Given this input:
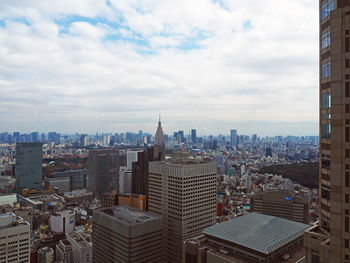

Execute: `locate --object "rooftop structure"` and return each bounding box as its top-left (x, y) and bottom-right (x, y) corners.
top-left (203, 213), bottom-right (309, 256)
top-left (92, 206), bottom-right (162, 263)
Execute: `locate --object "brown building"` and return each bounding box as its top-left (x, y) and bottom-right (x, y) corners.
top-left (250, 190), bottom-right (310, 224)
top-left (92, 206), bottom-right (162, 263)
top-left (101, 191), bottom-right (146, 211)
top-left (304, 1), bottom-right (350, 262)
top-left (148, 160), bottom-right (217, 263)
top-left (87, 149), bottom-right (119, 198)
top-left (131, 147), bottom-right (163, 210)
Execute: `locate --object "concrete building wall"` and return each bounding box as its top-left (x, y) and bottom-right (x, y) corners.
top-left (0, 214), bottom-right (30, 263)
top-left (92, 207), bottom-right (162, 263)
top-left (148, 161), bottom-right (217, 263)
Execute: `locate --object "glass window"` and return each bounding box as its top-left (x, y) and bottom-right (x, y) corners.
top-left (322, 61), bottom-right (331, 79)
top-left (321, 93), bottom-right (331, 108)
top-left (321, 0), bottom-right (335, 21)
top-left (321, 30), bottom-right (331, 49)
top-left (322, 123), bottom-right (331, 139)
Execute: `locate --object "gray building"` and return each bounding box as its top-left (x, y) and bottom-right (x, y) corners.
top-left (44, 177), bottom-right (70, 194)
top-left (53, 169), bottom-right (88, 191)
top-left (16, 142), bottom-right (43, 192)
top-left (92, 206), bottom-right (162, 263)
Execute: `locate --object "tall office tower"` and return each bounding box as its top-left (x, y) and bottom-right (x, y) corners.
top-left (87, 149), bottom-right (119, 198)
top-left (66, 231), bottom-right (92, 263)
top-left (0, 213), bottom-right (31, 263)
top-left (154, 115), bottom-right (166, 160)
top-left (148, 160), bottom-right (217, 262)
top-left (191, 129), bottom-right (197, 143)
top-left (92, 206), bottom-right (162, 263)
top-left (230, 129), bottom-right (237, 146)
top-left (16, 142), bottom-right (43, 192)
top-left (80, 134), bottom-right (89, 147)
top-left (304, 1), bottom-right (350, 262)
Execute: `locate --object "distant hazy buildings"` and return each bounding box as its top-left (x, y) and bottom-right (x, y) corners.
top-left (191, 129), bottom-right (197, 143)
top-left (15, 142), bottom-right (43, 192)
top-left (148, 160), bottom-right (217, 262)
top-left (250, 190), bottom-right (310, 224)
top-left (92, 206), bottom-right (162, 263)
top-left (230, 129), bottom-right (237, 146)
top-left (154, 116), bottom-right (166, 160)
top-left (88, 149), bottom-right (119, 198)
top-left (0, 213), bottom-right (31, 263)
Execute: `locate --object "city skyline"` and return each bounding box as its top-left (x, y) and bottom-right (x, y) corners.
top-left (0, 1), bottom-right (318, 135)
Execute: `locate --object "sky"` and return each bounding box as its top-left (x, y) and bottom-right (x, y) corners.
top-left (0, 0), bottom-right (319, 136)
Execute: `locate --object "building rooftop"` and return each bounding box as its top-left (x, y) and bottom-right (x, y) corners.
top-left (67, 231), bottom-right (91, 248)
top-left (101, 205), bottom-right (159, 225)
top-left (203, 212), bottom-right (310, 255)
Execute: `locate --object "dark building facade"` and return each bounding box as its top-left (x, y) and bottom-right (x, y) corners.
top-left (88, 149), bottom-right (119, 198)
top-left (131, 147), bottom-right (163, 210)
top-left (16, 142), bottom-right (43, 192)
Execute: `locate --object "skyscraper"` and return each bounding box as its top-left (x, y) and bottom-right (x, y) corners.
top-left (191, 129), bottom-right (197, 143)
top-left (148, 160), bottom-right (217, 262)
top-left (304, 1), bottom-right (350, 262)
top-left (230, 129), bottom-right (237, 146)
top-left (154, 115), bottom-right (166, 161)
top-left (87, 149), bottom-right (119, 198)
top-left (15, 142), bottom-right (43, 192)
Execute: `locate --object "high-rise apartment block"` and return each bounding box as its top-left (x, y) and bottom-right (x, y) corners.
top-left (92, 206), bottom-right (162, 263)
top-left (15, 142), bottom-right (43, 192)
top-left (0, 213), bottom-right (31, 263)
top-left (230, 129), bottom-right (237, 146)
top-left (304, 1), bottom-right (350, 262)
top-left (148, 160), bottom-right (217, 262)
top-left (88, 149), bottom-right (119, 198)
top-left (66, 231), bottom-right (92, 263)
top-left (250, 190), bottom-right (310, 224)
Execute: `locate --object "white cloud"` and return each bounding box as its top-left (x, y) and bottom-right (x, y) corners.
top-left (0, 0), bottom-right (318, 135)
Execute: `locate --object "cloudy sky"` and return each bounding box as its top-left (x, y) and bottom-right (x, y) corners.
top-left (0, 0), bottom-right (318, 136)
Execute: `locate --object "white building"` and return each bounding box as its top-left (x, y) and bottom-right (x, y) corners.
top-left (126, 151), bottom-right (139, 170)
top-left (119, 167), bottom-right (132, 194)
top-left (66, 231), bottom-right (92, 263)
top-left (38, 247), bottom-right (54, 263)
top-left (49, 210), bottom-right (75, 233)
top-left (0, 213), bottom-right (30, 263)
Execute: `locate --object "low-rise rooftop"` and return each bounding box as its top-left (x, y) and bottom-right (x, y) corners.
top-left (203, 212), bottom-right (310, 255)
